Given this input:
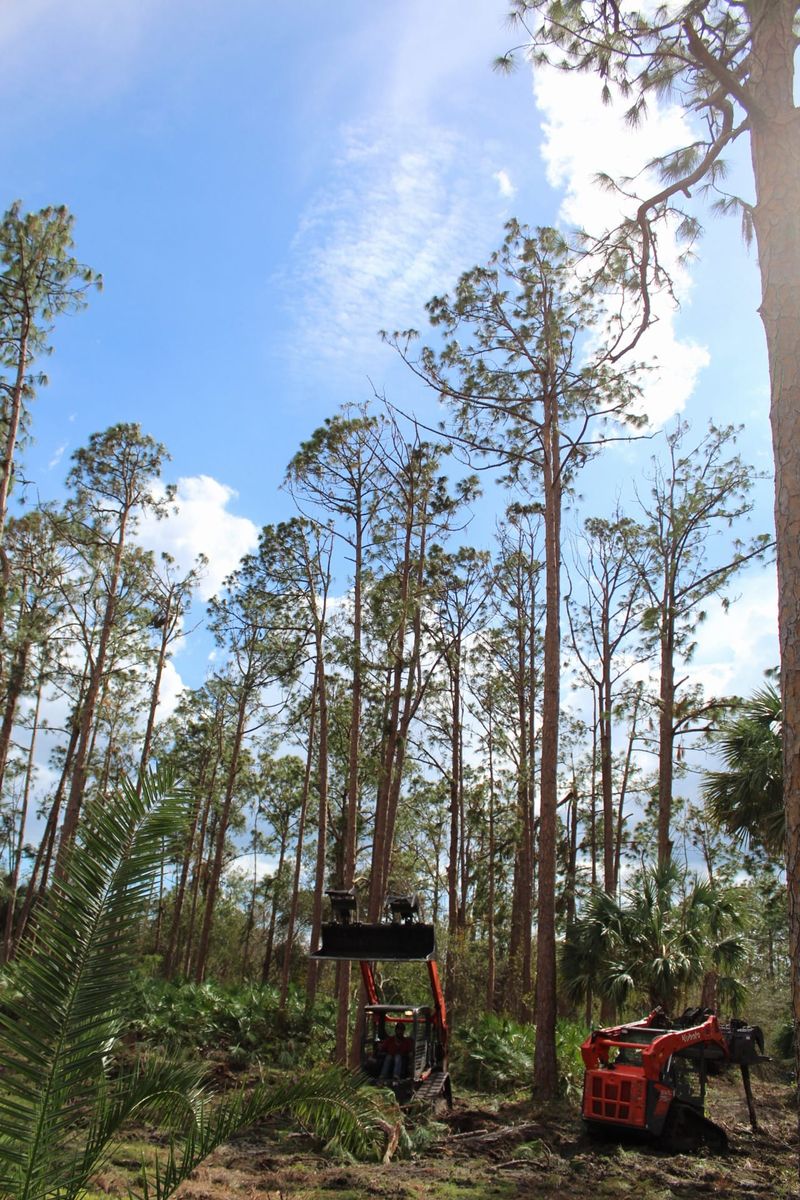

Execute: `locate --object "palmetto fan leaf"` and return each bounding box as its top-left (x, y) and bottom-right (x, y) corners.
top-left (703, 685), bottom-right (784, 856)
top-left (562, 861), bottom-right (748, 1012)
top-left (0, 768), bottom-right (191, 1199)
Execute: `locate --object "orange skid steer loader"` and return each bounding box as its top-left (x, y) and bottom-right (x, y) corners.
top-left (581, 1007), bottom-right (767, 1151)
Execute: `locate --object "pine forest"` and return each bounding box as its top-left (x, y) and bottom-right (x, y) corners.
top-left (0, 5), bottom-right (799, 1199)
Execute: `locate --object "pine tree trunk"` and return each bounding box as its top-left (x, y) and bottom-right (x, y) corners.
top-left (261, 825), bottom-right (288, 986)
top-left (183, 783), bottom-right (215, 979)
top-left (194, 692), bottom-right (249, 982)
top-left (55, 518), bottom-right (128, 876)
top-left (138, 609), bottom-right (172, 789)
top-left (445, 654), bottom-right (460, 1013)
top-left (162, 786), bottom-right (204, 979)
top-left (614, 688), bottom-right (641, 893)
top-left (306, 649), bottom-right (329, 1005)
top-left (745, 0), bottom-right (800, 1132)
top-left (600, 624), bottom-right (614, 892)
top-left (508, 600), bottom-right (530, 1015)
top-left (533, 374), bottom-right (562, 1099)
top-left (1, 668), bottom-right (42, 962)
top-left (336, 503), bottom-right (364, 1063)
top-left (657, 606), bottom-right (676, 865)
top-left (281, 682), bottom-right (316, 1010)
top-left (486, 698), bottom-right (497, 1012)
top-left (0, 323), bottom-right (30, 540)
top-left (0, 638), bottom-right (30, 800)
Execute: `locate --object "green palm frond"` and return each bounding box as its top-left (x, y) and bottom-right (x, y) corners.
top-left (134, 1066), bottom-right (396, 1199)
top-left (563, 860), bottom-right (748, 1013)
top-left (0, 767), bottom-right (191, 1199)
top-left (703, 685), bottom-right (783, 856)
top-left (78, 1057), bottom-right (208, 1190)
top-left (0, 769), bottom-right (396, 1200)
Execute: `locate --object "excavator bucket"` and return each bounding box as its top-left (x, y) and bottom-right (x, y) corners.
top-left (311, 920), bottom-right (436, 961)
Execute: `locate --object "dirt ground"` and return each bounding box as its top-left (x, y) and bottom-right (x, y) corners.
top-left (91, 1071), bottom-right (800, 1200)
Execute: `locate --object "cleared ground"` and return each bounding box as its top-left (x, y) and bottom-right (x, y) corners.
top-left (87, 1072), bottom-right (798, 1200)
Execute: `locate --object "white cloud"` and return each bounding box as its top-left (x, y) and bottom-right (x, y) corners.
top-left (494, 169), bottom-right (516, 199)
top-left (283, 122), bottom-right (506, 370)
top-left (137, 475), bottom-right (259, 600)
top-left (533, 66), bottom-right (710, 425)
top-left (685, 567), bottom-right (779, 698)
top-left (48, 442), bottom-right (68, 470)
top-left (155, 658), bottom-right (187, 722)
top-left (226, 853), bottom-right (279, 883)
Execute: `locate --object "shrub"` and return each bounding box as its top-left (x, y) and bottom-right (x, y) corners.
top-left (452, 1014), bottom-right (588, 1097)
top-left (127, 977), bottom-right (336, 1067)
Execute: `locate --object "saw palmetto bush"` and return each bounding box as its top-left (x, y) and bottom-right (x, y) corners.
top-left (127, 978), bottom-right (336, 1067)
top-left (454, 1014), bottom-right (536, 1093)
top-left (0, 770), bottom-right (394, 1200)
top-left (453, 1014), bottom-right (586, 1097)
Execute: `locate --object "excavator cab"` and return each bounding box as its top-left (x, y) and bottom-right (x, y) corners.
top-left (311, 889), bottom-right (452, 1109)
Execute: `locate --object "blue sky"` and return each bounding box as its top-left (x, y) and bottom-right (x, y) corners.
top-left (1, 0), bottom-right (777, 713)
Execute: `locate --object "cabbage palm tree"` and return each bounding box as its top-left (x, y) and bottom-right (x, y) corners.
top-left (562, 862), bottom-right (746, 1014)
top-left (703, 685), bottom-right (784, 858)
top-left (0, 769), bottom-right (393, 1200)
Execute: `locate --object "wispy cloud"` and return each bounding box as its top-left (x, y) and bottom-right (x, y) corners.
top-left (282, 120), bottom-right (510, 371)
top-left (493, 169), bottom-right (517, 200)
top-left (533, 66), bottom-right (710, 425)
top-left (48, 442), bottom-right (67, 470)
top-left (0, 0), bottom-right (162, 107)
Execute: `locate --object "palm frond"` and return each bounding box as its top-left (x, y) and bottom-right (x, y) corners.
top-left (0, 767), bottom-right (190, 1199)
top-left (133, 1068), bottom-right (398, 1200)
top-left (77, 1057), bottom-right (208, 1191)
top-left (703, 685), bottom-right (783, 856)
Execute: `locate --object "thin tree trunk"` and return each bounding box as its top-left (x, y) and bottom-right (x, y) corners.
top-left (261, 824), bottom-right (288, 986)
top-left (306, 651), bottom-right (329, 1005)
top-left (0, 638), bottom-right (30, 799)
top-left (183, 786), bottom-right (215, 978)
top-left (445, 654), bottom-right (461, 1013)
top-left (613, 687), bottom-right (642, 893)
top-left (486, 695), bottom-right (496, 1013)
top-left (1, 668), bottom-right (42, 962)
top-left (590, 689), bottom-right (598, 889)
top-left (533, 369), bottom-right (562, 1099)
top-left (600, 618), bottom-right (614, 892)
top-left (336, 503), bottom-right (363, 1063)
top-left (657, 606), bottom-right (676, 865)
top-left (194, 691), bottom-right (249, 982)
top-left (163, 782), bottom-right (206, 979)
top-left (508, 583), bottom-right (530, 1015)
top-left (0, 323), bottom-right (30, 539)
top-left (138, 608), bottom-right (172, 789)
top-left (56, 516), bottom-right (129, 876)
top-left (281, 683), bottom-right (317, 1010)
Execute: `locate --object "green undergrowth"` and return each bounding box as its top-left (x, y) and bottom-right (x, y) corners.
top-left (126, 976), bottom-right (337, 1067)
top-left (451, 1013), bottom-right (587, 1097)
